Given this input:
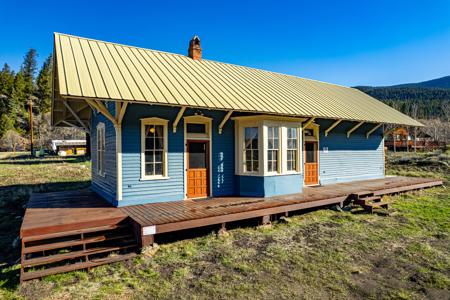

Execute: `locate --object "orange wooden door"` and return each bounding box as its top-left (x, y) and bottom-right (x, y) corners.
top-left (304, 141), bottom-right (318, 185)
top-left (187, 141), bottom-right (209, 198)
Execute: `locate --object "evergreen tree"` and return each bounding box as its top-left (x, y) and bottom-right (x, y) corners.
top-left (0, 64), bottom-right (17, 136)
top-left (20, 49), bottom-right (38, 96)
top-left (35, 54), bottom-right (53, 113)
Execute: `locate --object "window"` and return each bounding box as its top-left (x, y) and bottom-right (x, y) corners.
top-left (244, 127), bottom-right (259, 173)
top-left (287, 127), bottom-right (298, 171)
top-left (186, 123), bottom-right (206, 134)
top-left (267, 126), bottom-right (279, 172)
top-left (97, 123), bottom-right (105, 176)
top-left (141, 118), bottom-right (168, 179)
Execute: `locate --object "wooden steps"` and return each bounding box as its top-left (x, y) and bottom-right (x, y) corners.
top-left (21, 252), bottom-right (137, 281)
top-left (351, 192), bottom-right (389, 213)
top-left (21, 220), bottom-right (137, 282)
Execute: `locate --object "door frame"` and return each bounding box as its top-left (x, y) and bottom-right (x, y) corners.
top-left (183, 115), bottom-right (212, 199)
top-left (303, 123), bottom-right (320, 186)
top-left (186, 139), bottom-right (210, 199)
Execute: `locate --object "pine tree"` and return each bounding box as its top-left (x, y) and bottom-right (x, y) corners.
top-left (20, 49), bottom-right (38, 96)
top-left (0, 64), bottom-right (17, 136)
top-left (35, 54), bottom-right (53, 113)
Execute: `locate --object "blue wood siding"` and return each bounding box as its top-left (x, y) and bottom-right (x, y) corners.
top-left (316, 120), bottom-right (384, 185)
top-left (119, 105), bottom-right (235, 206)
top-left (237, 174), bottom-right (303, 197)
top-left (90, 102), bottom-right (116, 203)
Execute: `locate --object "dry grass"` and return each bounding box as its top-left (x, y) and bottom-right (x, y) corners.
top-left (0, 151), bottom-right (448, 300)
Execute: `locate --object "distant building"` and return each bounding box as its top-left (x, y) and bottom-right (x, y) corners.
top-left (385, 127), bottom-right (446, 151)
top-left (51, 140), bottom-right (86, 156)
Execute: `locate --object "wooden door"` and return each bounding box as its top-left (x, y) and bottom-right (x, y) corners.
top-left (304, 141), bottom-right (318, 185)
top-left (187, 141), bottom-right (209, 198)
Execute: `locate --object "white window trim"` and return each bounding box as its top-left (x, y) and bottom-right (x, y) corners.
top-left (96, 122), bottom-right (106, 177)
top-left (140, 117), bottom-right (169, 181)
top-left (284, 126), bottom-right (302, 174)
top-left (235, 118), bottom-right (302, 176)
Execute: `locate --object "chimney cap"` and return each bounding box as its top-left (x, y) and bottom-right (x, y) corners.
top-left (188, 35), bottom-right (202, 60)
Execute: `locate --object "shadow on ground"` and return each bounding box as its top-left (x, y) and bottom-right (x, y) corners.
top-left (0, 156), bottom-right (89, 165)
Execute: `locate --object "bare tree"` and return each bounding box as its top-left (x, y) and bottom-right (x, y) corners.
top-left (1, 129), bottom-right (26, 152)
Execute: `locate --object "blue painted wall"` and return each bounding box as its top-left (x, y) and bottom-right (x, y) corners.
top-left (90, 102), bottom-right (116, 203)
top-left (237, 174), bottom-right (303, 197)
top-left (316, 119), bottom-right (384, 185)
top-left (118, 105), bottom-right (235, 206)
top-left (89, 102), bottom-right (385, 206)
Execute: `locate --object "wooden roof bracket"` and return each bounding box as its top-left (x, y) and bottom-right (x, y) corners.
top-left (302, 117), bottom-right (316, 129)
top-left (62, 100), bottom-right (90, 132)
top-left (347, 121), bottom-right (364, 138)
top-left (116, 101), bottom-right (128, 125)
top-left (86, 99), bottom-right (117, 126)
top-left (218, 111), bottom-right (233, 134)
top-left (173, 107), bottom-right (186, 133)
top-left (324, 119), bottom-right (342, 137)
top-left (366, 123), bottom-right (383, 139)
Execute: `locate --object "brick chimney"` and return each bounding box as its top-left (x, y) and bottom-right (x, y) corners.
top-left (188, 36), bottom-right (202, 60)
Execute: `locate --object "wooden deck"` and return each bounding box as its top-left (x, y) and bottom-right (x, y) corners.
top-left (21, 189), bottom-right (128, 239)
top-left (19, 176), bottom-right (442, 281)
top-left (119, 176), bottom-right (443, 245)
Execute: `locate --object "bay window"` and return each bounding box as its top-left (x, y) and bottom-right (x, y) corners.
top-left (235, 116), bottom-right (303, 176)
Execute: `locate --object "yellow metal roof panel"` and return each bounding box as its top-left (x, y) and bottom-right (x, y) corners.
top-left (53, 33), bottom-right (422, 126)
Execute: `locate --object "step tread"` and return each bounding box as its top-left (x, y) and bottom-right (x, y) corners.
top-left (24, 236), bottom-right (106, 254)
top-left (24, 233), bottom-right (134, 254)
top-left (23, 224), bottom-right (128, 242)
top-left (21, 252), bottom-right (137, 281)
top-left (23, 244), bottom-right (137, 267)
top-left (365, 201), bottom-right (389, 207)
top-left (352, 190), bottom-right (374, 197)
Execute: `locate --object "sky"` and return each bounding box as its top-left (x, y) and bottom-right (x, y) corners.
top-left (1, 0), bottom-right (449, 87)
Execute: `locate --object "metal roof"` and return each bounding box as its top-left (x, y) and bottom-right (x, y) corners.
top-left (53, 33), bottom-right (422, 126)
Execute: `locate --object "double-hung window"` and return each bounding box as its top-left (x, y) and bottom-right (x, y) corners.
top-left (97, 123), bottom-right (105, 176)
top-left (267, 126), bottom-right (279, 173)
top-left (141, 118), bottom-right (168, 179)
top-left (244, 127), bottom-right (259, 173)
top-left (287, 127), bottom-right (298, 172)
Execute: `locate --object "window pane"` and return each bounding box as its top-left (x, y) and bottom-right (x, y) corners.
top-left (155, 125), bottom-right (163, 138)
top-left (189, 142), bottom-right (207, 169)
top-left (268, 150), bottom-right (272, 161)
top-left (154, 150), bottom-right (163, 163)
top-left (245, 150), bottom-right (251, 162)
top-left (245, 160), bottom-right (252, 172)
top-left (305, 142), bottom-right (317, 163)
top-left (253, 150), bottom-right (259, 160)
top-left (145, 137), bottom-right (154, 150)
top-left (154, 138), bottom-right (163, 150)
top-left (145, 163), bottom-right (154, 175)
top-left (145, 151), bottom-right (154, 163)
top-left (154, 163), bottom-right (163, 175)
top-left (253, 160), bottom-right (259, 172)
top-left (187, 123), bottom-right (206, 133)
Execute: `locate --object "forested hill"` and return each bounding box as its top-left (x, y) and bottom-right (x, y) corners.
top-left (390, 75), bottom-right (450, 89)
top-left (355, 79), bottom-right (450, 120)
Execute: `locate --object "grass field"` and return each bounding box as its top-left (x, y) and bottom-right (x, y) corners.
top-left (0, 151), bottom-right (449, 299)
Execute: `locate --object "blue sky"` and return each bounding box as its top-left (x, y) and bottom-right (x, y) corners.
top-left (1, 0), bottom-right (449, 86)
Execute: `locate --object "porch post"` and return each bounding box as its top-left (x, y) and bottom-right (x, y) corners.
top-left (115, 124), bottom-right (123, 202)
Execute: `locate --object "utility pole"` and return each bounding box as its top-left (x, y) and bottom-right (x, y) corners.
top-left (29, 99), bottom-right (33, 155)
